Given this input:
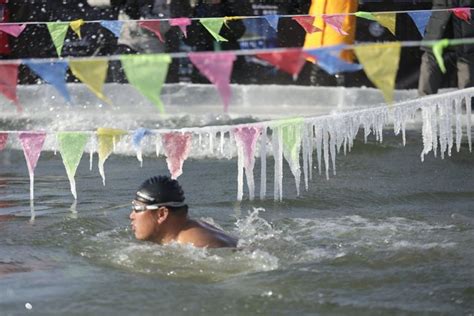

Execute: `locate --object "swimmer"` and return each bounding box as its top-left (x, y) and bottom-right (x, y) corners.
top-left (129, 175), bottom-right (237, 248)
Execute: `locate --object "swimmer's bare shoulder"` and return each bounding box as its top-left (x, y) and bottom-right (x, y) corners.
top-left (178, 220), bottom-right (238, 248)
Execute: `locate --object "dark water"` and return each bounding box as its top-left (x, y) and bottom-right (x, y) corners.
top-left (0, 131), bottom-right (473, 315)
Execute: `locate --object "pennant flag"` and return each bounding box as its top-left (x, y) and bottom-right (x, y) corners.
top-left (132, 128), bottom-right (152, 165)
top-left (408, 11), bottom-right (432, 37)
top-left (0, 133), bottom-right (8, 151)
top-left (354, 42), bottom-right (401, 103)
top-left (69, 59), bottom-right (111, 104)
top-left (234, 126), bottom-right (262, 200)
top-left (199, 18), bottom-right (228, 42)
top-left (306, 46), bottom-right (363, 75)
top-left (24, 61), bottom-right (71, 103)
top-left (100, 20), bottom-right (124, 38)
top-left (47, 22), bottom-right (69, 56)
top-left (292, 16), bottom-right (321, 34)
top-left (162, 132), bottom-right (192, 179)
top-left (323, 15), bottom-right (348, 36)
top-left (170, 18), bottom-right (191, 38)
top-left (189, 52), bottom-right (236, 112)
top-left (256, 50), bottom-right (307, 77)
top-left (355, 11), bottom-right (377, 21)
top-left (97, 128), bottom-right (126, 185)
top-left (70, 19), bottom-right (85, 39)
top-left (19, 132), bottom-right (47, 200)
top-left (373, 13), bottom-right (397, 35)
top-left (138, 20), bottom-right (165, 43)
top-left (58, 132), bottom-right (89, 199)
top-left (433, 39), bottom-right (450, 74)
top-left (452, 7), bottom-right (471, 22)
top-left (0, 24), bottom-right (26, 37)
top-left (0, 63), bottom-right (20, 110)
top-left (264, 14), bottom-right (280, 32)
top-left (121, 54), bottom-right (171, 113)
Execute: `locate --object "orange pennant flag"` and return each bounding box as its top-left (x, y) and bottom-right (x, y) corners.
top-left (69, 59), bottom-right (111, 104)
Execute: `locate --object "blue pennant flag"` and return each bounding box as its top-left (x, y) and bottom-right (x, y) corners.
top-left (264, 14), bottom-right (280, 32)
top-left (306, 45), bottom-right (363, 75)
top-left (24, 60), bottom-right (71, 103)
top-left (133, 128), bottom-right (152, 148)
top-left (100, 20), bottom-right (124, 38)
top-left (408, 11), bottom-right (431, 37)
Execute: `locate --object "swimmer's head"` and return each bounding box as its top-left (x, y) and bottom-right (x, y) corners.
top-left (134, 175), bottom-right (187, 212)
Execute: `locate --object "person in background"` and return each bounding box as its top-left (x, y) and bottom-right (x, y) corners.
top-left (130, 175), bottom-right (237, 248)
top-left (418, 0), bottom-right (474, 96)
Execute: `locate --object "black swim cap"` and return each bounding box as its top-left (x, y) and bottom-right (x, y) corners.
top-left (135, 175), bottom-right (186, 207)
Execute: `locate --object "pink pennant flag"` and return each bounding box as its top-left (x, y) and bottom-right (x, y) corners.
top-left (323, 15), bottom-right (348, 35)
top-left (170, 18), bottom-right (191, 38)
top-left (189, 52), bottom-right (236, 112)
top-left (292, 16), bottom-right (321, 34)
top-left (256, 50), bottom-right (307, 77)
top-left (19, 132), bottom-right (47, 200)
top-left (0, 63), bottom-right (21, 111)
top-left (234, 126), bottom-right (262, 170)
top-left (138, 20), bottom-right (165, 43)
top-left (162, 132), bottom-right (192, 179)
top-left (0, 24), bottom-right (26, 37)
top-left (0, 133), bottom-right (8, 151)
top-left (452, 7), bottom-right (471, 22)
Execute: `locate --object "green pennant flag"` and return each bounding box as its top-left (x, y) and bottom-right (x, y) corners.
top-left (199, 18), bottom-right (228, 42)
top-left (47, 22), bottom-right (70, 56)
top-left (432, 39), bottom-right (450, 74)
top-left (355, 11), bottom-right (377, 21)
top-left (58, 132), bottom-right (89, 199)
top-left (120, 54), bottom-right (171, 113)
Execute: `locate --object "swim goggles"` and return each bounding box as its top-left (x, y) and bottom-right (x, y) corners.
top-left (132, 201), bottom-right (187, 213)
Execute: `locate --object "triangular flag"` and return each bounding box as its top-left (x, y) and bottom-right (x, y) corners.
top-left (292, 16), bottom-right (321, 34)
top-left (452, 7), bottom-right (471, 22)
top-left (170, 18), bottom-right (191, 38)
top-left (58, 132), bottom-right (89, 199)
top-left (24, 61), bottom-right (71, 103)
top-left (354, 42), bottom-right (401, 103)
top-left (69, 59), bottom-right (111, 104)
top-left (355, 11), bottom-right (377, 21)
top-left (408, 11), bottom-right (432, 37)
top-left (306, 46), bottom-right (363, 75)
top-left (19, 132), bottom-right (47, 200)
top-left (199, 18), bottom-right (228, 42)
top-left (323, 15), bottom-right (348, 36)
top-left (121, 54), bottom-right (171, 113)
top-left (132, 128), bottom-right (152, 165)
top-left (264, 14), bottom-right (280, 32)
top-left (433, 39), bottom-right (450, 74)
top-left (0, 24), bottom-right (26, 37)
top-left (47, 22), bottom-right (69, 56)
top-left (96, 128), bottom-right (127, 185)
top-left (138, 20), bottom-right (165, 43)
top-left (256, 50), bottom-right (307, 77)
top-left (0, 133), bottom-right (8, 151)
top-left (162, 132), bottom-right (192, 179)
top-left (0, 63), bottom-right (20, 110)
top-left (100, 20), bottom-right (124, 38)
top-left (189, 52), bottom-right (236, 112)
top-left (70, 19), bottom-right (85, 39)
top-left (373, 13), bottom-right (397, 36)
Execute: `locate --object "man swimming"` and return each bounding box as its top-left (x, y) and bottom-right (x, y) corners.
top-left (129, 175), bottom-right (237, 248)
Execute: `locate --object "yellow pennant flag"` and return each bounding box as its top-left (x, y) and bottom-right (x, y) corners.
top-left (96, 128), bottom-right (127, 185)
top-left (354, 42), bottom-right (401, 104)
top-left (69, 59), bottom-right (111, 104)
top-left (373, 13), bottom-right (396, 36)
top-left (70, 19), bottom-right (85, 38)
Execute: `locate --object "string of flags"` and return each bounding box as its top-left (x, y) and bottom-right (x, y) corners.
top-left (0, 88), bottom-right (472, 202)
top-left (0, 37), bottom-right (473, 113)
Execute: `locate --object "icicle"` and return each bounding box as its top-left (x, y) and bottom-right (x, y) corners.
top-left (455, 98), bottom-right (463, 152)
top-left (220, 131), bottom-right (225, 154)
top-left (89, 136), bottom-right (96, 171)
top-left (438, 103), bottom-right (448, 159)
top-left (272, 127), bottom-right (283, 201)
top-left (401, 121), bottom-right (407, 147)
top-left (54, 134), bottom-right (58, 155)
top-left (281, 122), bottom-right (303, 196)
top-left (236, 143), bottom-right (244, 201)
top-left (209, 132), bottom-right (214, 154)
top-left (302, 124), bottom-right (310, 191)
top-left (260, 128), bottom-right (267, 200)
top-left (447, 100), bottom-right (454, 157)
top-left (421, 106), bottom-right (433, 161)
top-left (156, 134), bottom-right (162, 157)
top-left (308, 124), bottom-right (314, 181)
top-left (314, 125), bottom-right (322, 176)
top-left (466, 95), bottom-right (472, 152)
top-left (328, 122), bottom-right (337, 176)
top-left (322, 124), bottom-right (330, 180)
top-left (234, 126), bottom-right (261, 200)
top-left (198, 133), bottom-right (202, 148)
top-left (431, 105), bottom-right (438, 158)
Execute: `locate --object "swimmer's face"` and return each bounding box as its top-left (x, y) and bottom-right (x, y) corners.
top-left (129, 201), bottom-right (158, 241)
